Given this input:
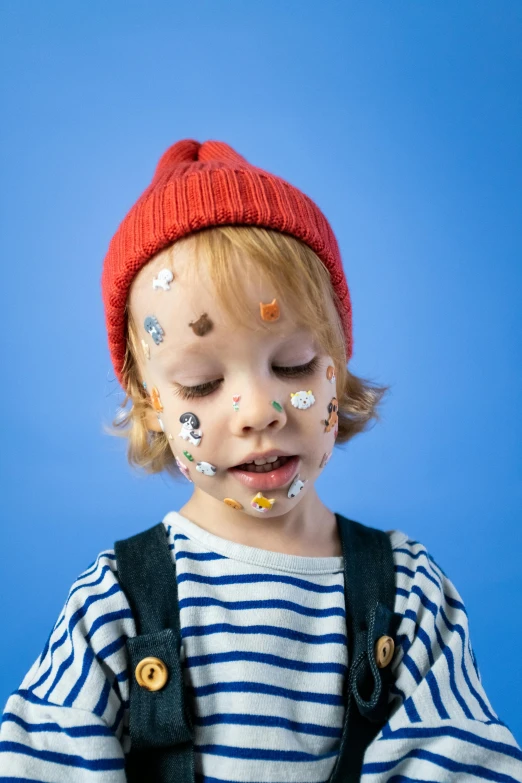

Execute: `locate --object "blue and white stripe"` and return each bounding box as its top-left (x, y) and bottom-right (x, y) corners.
top-left (0, 511), bottom-right (521, 782)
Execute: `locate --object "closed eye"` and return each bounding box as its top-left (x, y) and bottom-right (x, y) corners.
top-left (172, 356), bottom-right (320, 401)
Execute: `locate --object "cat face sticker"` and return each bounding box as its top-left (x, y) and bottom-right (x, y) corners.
top-left (259, 299), bottom-right (280, 322)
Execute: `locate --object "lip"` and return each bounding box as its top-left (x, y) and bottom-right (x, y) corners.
top-left (231, 449), bottom-right (294, 468)
top-left (228, 455), bottom-right (300, 491)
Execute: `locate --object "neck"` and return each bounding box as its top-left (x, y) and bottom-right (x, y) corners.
top-left (178, 487), bottom-right (341, 557)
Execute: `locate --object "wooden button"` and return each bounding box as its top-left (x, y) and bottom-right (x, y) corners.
top-left (135, 657), bottom-right (169, 691)
top-left (374, 636), bottom-right (395, 669)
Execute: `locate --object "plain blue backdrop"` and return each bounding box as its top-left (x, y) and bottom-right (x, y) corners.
top-left (1, 0), bottom-right (521, 741)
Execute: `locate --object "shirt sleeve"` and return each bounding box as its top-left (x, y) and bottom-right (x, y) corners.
top-left (0, 549), bottom-right (136, 782)
top-left (361, 533), bottom-right (522, 782)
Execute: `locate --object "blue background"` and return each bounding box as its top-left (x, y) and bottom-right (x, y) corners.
top-left (1, 1), bottom-right (521, 740)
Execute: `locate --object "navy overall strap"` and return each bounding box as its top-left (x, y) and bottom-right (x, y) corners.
top-left (115, 523), bottom-right (194, 783)
top-left (329, 513), bottom-right (399, 782)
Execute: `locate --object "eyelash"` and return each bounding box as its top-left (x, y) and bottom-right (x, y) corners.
top-left (173, 357), bottom-right (321, 400)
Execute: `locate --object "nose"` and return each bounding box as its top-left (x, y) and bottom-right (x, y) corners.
top-left (229, 381), bottom-right (288, 434)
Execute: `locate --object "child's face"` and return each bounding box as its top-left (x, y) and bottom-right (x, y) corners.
top-left (129, 241), bottom-right (338, 518)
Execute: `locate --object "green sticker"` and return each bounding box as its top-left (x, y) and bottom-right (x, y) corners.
top-left (183, 450), bottom-right (194, 462)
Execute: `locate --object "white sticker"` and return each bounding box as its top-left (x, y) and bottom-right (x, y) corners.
top-left (290, 390), bottom-right (316, 410)
top-left (152, 269), bottom-right (174, 291)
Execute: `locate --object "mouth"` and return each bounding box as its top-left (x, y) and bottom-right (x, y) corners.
top-left (228, 455), bottom-right (300, 490)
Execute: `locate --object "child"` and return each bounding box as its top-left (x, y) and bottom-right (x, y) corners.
top-left (1, 139), bottom-right (521, 782)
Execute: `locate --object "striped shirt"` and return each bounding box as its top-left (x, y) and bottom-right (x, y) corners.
top-left (1, 510), bottom-right (521, 782)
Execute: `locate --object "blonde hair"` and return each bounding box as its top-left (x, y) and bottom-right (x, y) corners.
top-left (107, 225), bottom-right (391, 478)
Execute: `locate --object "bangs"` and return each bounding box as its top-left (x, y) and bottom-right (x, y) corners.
top-left (159, 225), bottom-right (347, 362)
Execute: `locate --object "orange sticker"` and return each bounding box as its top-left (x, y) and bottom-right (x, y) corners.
top-left (259, 299), bottom-right (280, 322)
top-left (151, 386), bottom-right (164, 413)
top-left (224, 498), bottom-right (243, 510)
top-left (324, 397), bottom-right (338, 432)
top-left (251, 492), bottom-right (275, 512)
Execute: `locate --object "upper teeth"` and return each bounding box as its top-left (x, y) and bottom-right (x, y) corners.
top-left (249, 456), bottom-right (280, 465)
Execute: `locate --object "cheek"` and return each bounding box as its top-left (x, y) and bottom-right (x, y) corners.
top-left (292, 379), bottom-right (337, 435)
top-left (164, 401), bottom-right (220, 455)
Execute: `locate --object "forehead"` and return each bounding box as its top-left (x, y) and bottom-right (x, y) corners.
top-left (132, 241), bottom-right (270, 311)
top-left (128, 239), bottom-right (314, 360)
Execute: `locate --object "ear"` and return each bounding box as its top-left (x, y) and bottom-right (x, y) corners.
top-left (143, 407), bottom-right (164, 433)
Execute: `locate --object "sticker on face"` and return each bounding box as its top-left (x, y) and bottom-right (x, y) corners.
top-left (157, 416), bottom-right (165, 432)
top-left (175, 456), bottom-right (193, 482)
top-left (152, 268), bottom-right (174, 291)
top-left (178, 412), bottom-right (203, 447)
top-left (144, 315), bottom-right (164, 345)
top-left (189, 313), bottom-right (213, 337)
top-left (290, 390), bottom-right (316, 410)
top-left (260, 299), bottom-right (280, 322)
top-left (196, 461), bottom-right (217, 477)
top-left (232, 395), bottom-right (241, 412)
top-left (324, 397), bottom-right (338, 432)
top-left (251, 492), bottom-right (276, 512)
top-left (271, 400), bottom-right (283, 413)
top-left (224, 498), bottom-right (243, 510)
top-left (326, 365), bottom-right (336, 384)
top-left (151, 386), bottom-right (163, 413)
top-left (319, 451), bottom-right (332, 469)
top-left (183, 450), bottom-right (194, 462)
top-left (287, 475), bottom-right (307, 498)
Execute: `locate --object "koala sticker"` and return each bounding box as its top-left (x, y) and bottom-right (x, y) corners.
top-left (290, 390), bottom-right (316, 410)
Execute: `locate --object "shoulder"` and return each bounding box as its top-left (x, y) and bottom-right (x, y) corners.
top-left (386, 531), bottom-right (465, 625)
top-left (384, 531), bottom-right (497, 721)
top-left (61, 547), bottom-right (133, 633)
top-left (20, 545), bottom-right (137, 710)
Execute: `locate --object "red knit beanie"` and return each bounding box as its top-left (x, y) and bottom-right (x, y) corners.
top-left (101, 139), bottom-right (353, 388)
